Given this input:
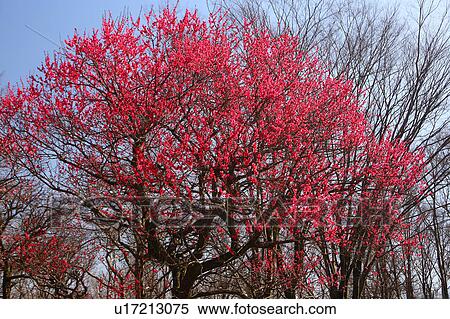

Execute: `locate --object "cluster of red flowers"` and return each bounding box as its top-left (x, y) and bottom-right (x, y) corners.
top-left (0, 7), bottom-right (424, 297)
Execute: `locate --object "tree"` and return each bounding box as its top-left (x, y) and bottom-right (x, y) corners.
top-left (1, 7), bottom-right (423, 298)
top-left (1, 81), bottom-right (93, 299)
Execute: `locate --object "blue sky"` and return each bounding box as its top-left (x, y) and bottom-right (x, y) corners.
top-left (0, 0), bottom-right (209, 86)
top-left (0, 0), bottom-right (422, 87)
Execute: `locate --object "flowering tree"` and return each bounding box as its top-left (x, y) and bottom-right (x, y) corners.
top-left (1, 100), bottom-right (93, 299)
top-left (0, 7), bottom-right (423, 298)
top-left (0, 171), bottom-right (93, 298)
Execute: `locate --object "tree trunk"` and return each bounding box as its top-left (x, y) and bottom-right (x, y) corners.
top-left (352, 259), bottom-right (362, 298)
top-left (330, 286), bottom-right (345, 299)
top-left (171, 263), bottom-right (201, 299)
top-left (134, 256), bottom-right (144, 298)
top-left (2, 262), bottom-right (12, 299)
top-left (405, 255), bottom-right (415, 299)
